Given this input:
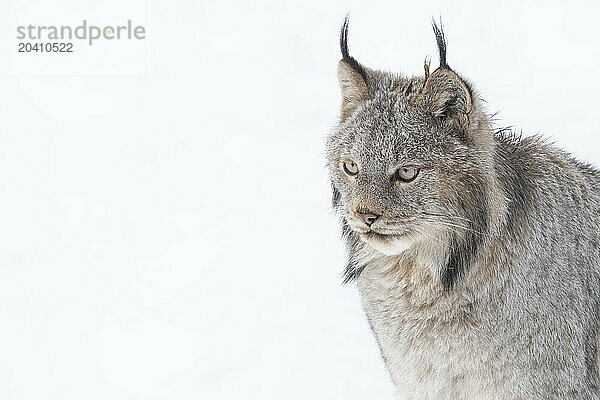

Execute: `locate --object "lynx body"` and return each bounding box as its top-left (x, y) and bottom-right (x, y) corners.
top-left (327, 19), bottom-right (600, 399)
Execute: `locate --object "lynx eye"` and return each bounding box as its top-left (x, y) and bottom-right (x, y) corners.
top-left (393, 167), bottom-right (419, 183)
top-left (342, 161), bottom-right (359, 176)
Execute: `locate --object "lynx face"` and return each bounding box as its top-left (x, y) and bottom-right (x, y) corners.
top-left (329, 89), bottom-right (482, 256)
top-left (328, 18), bottom-right (493, 287)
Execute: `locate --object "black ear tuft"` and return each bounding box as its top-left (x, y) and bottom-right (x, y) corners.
top-left (431, 18), bottom-right (449, 70)
top-left (340, 15), bottom-right (368, 82)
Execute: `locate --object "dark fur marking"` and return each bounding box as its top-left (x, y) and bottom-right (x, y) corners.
top-left (340, 16), bottom-right (368, 83)
top-left (332, 185), bottom-right (341, 208)
top-left (438, 94), bottom-right (459, 119)
top-left (431, 18), bottom-right (449, 70)
top-left (442, 176), bottom-right (490, 290)
top-left (404, 81), bottom-right (414, 97)
top-left (341, 221), bottom-right (368, 283)
top-left (443, 228), bottom-right (480, 290)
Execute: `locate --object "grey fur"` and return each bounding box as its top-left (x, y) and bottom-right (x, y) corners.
top-left (328, 18), bottom-right (600, 399)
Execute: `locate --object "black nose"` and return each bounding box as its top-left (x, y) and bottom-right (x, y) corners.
top-left (356, 209), bottom-right (380, 227)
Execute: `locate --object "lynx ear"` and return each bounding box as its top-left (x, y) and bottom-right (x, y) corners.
top-left (338, 60), bottom-right (369, 121)
top-left (338, 17), bottom-right (370, 121)
top-left (422, 69), bottom-right (472, 119)
top-left (421, 20), bottom-right (472, 122)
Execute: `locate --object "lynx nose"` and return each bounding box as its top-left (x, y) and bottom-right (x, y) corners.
top-left (356, 209), bottom-right (380, 227)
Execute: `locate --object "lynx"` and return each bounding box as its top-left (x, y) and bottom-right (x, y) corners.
top-left (327, 18), bottom-right (600, 399)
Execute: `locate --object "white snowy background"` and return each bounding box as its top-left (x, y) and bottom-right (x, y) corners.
top-left (1, 0), bottom-right (600, 399)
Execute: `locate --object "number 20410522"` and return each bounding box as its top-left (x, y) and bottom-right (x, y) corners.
top-left (18, 42), bottom-right (73, 52)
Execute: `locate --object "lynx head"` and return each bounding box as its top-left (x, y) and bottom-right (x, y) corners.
top-left (327, 18), bottom-right (499, 289)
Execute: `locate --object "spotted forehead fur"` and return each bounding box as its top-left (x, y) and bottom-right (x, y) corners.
top-left (339, 88), bottom-right (467, 169)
